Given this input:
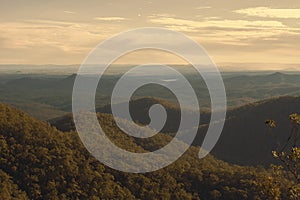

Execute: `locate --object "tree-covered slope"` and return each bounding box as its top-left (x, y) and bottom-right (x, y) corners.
top-left (52, 96), bottom-right (300, 167)
top-left (194, 96), bottom-right (300, 166)
top-left (0, 103), bottom-right (294, 199)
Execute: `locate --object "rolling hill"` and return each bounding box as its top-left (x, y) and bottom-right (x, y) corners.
top-left (2, 72), bottom-right (300, 121)
top-left (195, 96), bottom-right (300, 166)
top-left (51, 96), bottom-right (300, 167)
top-left (0, 103), bottom-right (294, 199)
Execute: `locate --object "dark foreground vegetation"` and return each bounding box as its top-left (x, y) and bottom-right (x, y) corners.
top-left (0, 103), bottom-right (298, 199)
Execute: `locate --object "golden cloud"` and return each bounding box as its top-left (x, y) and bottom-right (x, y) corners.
top-left (234, 7), bottom-right (300, 19)
top-left (94, 17), bottom-right (129, 21)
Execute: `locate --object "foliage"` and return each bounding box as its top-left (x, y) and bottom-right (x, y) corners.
top-left (266, 113), bottom-right (300, 199)
top-left (0, 169), bottom-right (28, 200)
top-left (0, 103), bottom-right (296, 199)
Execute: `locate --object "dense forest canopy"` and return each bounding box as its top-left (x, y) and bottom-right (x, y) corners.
top-left (0, 103), bottom-right (297, 199)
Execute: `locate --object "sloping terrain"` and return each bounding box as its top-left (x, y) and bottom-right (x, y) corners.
top-left (52, 96), bottom-right (300, 167)
top-left (2, 72), bottom-right (300, 120)
top-left (0, 103), bottom-right (293, 199)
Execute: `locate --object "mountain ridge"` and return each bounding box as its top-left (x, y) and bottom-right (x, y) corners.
top-left (1, 103), bottom-right (294, 199)
top-left (50, 95), bottom-right (300, 167)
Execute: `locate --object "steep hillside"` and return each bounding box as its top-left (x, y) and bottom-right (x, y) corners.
top-left (194, 96), bottom-right (300, 166)
top-left (0, 169), bottom-right (28, 200)
top-left (96, 96), bottom-right (300, 166)
top-left (0, 104), bottom-right (135, 199)
top-left (52, 96), bottom-right (300, 167)
top-left (0, 103), bottom-right (293, 199)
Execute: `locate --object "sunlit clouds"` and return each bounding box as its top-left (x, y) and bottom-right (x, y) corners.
top-left (94, 17), bottom-right (129, 21)
top-left (0, 0), bottom-right (300, 69)
top-left (234, 7), bottom-right (300, 19)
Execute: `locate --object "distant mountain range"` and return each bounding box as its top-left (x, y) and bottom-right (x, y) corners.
top-left (2, 72), bottom-right (300, 119)
top-left (2, 71), bottom-right (300, 167)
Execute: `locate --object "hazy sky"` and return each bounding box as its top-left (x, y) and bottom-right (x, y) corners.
top-left (1, 0), bottom-right (300, 70)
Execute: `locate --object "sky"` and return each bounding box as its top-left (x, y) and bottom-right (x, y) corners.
top-left (1, 0), bottom-right (300, 70)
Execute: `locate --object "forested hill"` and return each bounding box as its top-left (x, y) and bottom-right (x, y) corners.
top-left (0, 103), bottom-right (294, 199)
top-left (3, 72), bottom-right (300, 121)
top-left (52, 96), bottom-right (300, 167)
top-left (95, 96), bottom-right (300, 166)
top-left (195, 96), bottom-right (300, 166)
